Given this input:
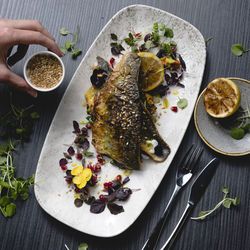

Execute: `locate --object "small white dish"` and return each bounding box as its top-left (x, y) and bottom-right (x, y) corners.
top-left (194, 77), bottom-right (250, 156)
top-left (24, 51), bottom-right (65, 92)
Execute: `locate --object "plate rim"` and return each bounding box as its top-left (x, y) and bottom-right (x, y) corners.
top-left (34, 4), bottom-right (207, 237)
top-left (194, 77), bottom-right (250, 156)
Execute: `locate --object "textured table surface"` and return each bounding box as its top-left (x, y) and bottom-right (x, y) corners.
top-left (0, 0), bottom-right (250, 250)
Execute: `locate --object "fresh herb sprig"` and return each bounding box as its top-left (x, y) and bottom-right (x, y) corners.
top-left (0, 141), bottom-right (34, 217)
top-left (191, 186), bottom-right (239, 221)
top-left (231, 44), bottom-right (250, 56)
top-left (59, 25), bottom-right (82, 58)
top-left (0, 93), bottom-right (40, 145)
top-left (230, 94), bottom-right (250, 140)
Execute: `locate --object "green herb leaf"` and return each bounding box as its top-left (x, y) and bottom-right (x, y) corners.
top-left (231, 44), bottom-right (244, 56)
top-left (65, 41), bottom-right (73, 51)
top-left (110, 33), bottom-right (118, 41)
top-left (5, 203), bottom-right (16, 217)
top-left (153, 22), bottom-right (159, 33)
top-left (59, 46), bottom-right (66, 55)
top-left (205, 37), bottom-right (213, 44)
top-left (71, 48), bottom-right (82, 58)
top-left (83, 150), bottom-right (94, 157)
top-left (0, 196), bottom-right (10, 206)
top-left (198, 211), bottom-right (208, 220)
top-left (159, 24), bottom-right (166, 31)
top-left (164, 28), bottom-right (174, 38)
top-left (131, 46), bottom-right (139, 53)
top-left (222, 186), bottom-right (229, 194)
top-left (164, 43), bottom-right (171, 54)
top-left (78, 242), bottom-right (88, 250)
top-left (230, 127), bottom-right (245, 140)
top-left (145, 40), bottom-right (152, 50)
top-left (232, 197), bottom-right (240, 206)
top-left (30, 112), bottom-right (40, 119)
top-left (177, 98), bottom-right (188, 109)
top-left (124, 38), bottom-right (134, 46)
top-left (222, 199), bottom-right (232, 209)
top-left (170, 40), bottom-right (177, 47)
top-left (60, 27), bottom-right (69, 36)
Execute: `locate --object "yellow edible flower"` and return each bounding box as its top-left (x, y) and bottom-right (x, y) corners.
top-left (71, 166), bottom-right (92, 189)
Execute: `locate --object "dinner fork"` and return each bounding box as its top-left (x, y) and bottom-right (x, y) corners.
top-left (142, 145), bottom-right (203, 250)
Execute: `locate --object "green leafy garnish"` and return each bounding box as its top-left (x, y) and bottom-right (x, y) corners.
top-left (191, 186), bottom-right (239, 221)
top-left (59, 25), bottom-right (82, 58)
top-left (230, 127), bottom-right (245, 140)
top-left (83, 150), bottom-right (94, 157)
top-left (177, 98), bottom-right (188, 109)
top-left (231, 44), bottom-right (250, 56)
top-left (0, 141), bottom-right (34, 218)
top-left (110, 33), bottom-right (118, 41)
top-left (164, 28), bottom-right (174, 38)
top-left (78, 243), bottom-right (88, 250)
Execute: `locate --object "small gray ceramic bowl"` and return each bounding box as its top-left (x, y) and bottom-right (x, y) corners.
top-left (24, 51), bottom-right (65, 92)
top-left (194, 77), bottom-right (250, 156)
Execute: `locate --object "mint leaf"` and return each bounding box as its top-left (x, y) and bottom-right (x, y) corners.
top-left (65, 41), bottom-right (73, 51)
top-left (159, 24), bottom-right (166, 31)
top-left (78, 243), bottom-right (88, 250)
top-left (232, 197), bottom-right (240, 206)
top-left (0, 196), bottom-right (10, 206)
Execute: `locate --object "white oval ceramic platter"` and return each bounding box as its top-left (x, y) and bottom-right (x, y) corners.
top-left (34, 5), bottom-right (206, 237)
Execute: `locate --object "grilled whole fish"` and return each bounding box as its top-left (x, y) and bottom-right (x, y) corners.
top-left (86, 53), bottom-right (170, 170)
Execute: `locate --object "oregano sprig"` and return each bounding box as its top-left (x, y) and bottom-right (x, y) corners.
top-left (191, 186), bottom-right (239, 221)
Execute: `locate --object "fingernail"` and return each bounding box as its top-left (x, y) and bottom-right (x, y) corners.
top-left (27, 90), bottom-right (37, 98)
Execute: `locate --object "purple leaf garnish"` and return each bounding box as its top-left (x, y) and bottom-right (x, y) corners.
top-left (107, 202), bottom-right (124, 215)
top-left (67, 146), bottom-right (75, 156)
top-left (90, 199), bottom-right (106, 213)
top-left (82, 138), bottom-right (90, 150)
top-left (81, 127), bottom-right (88, 136)
top-left (144, 33), bottom-right (151, 42)
top-left (157, 49), bottom-right (167, 58)
top-left (59, 158), bottom-right (67, 166)
top-left (103, 192), bottom-right (116, 202)
top-left (115, 188), bottom-right (132, 201)
top-left (73, 120), bottom-right (80, 134)
top-left (112, 180), bottom-right (122, 190)
top-left (84, 196), bottom-right (95, 205)
top-left (122, 177), bottom-right (130, 185)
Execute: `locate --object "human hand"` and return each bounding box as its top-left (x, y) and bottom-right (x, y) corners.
top-left (0, 18), bottom-right (63, 97)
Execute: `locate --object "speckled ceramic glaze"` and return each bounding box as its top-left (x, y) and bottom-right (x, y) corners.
top-left (34, 5), bottom-right (206, 237)
top-left (194, 78), bottom-right (250, 156)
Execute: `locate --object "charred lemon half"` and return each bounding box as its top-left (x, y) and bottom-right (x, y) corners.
top-left (203, 78), bottom-right (241, 118)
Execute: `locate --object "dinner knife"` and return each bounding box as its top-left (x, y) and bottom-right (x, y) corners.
top-left (160, 157), bottom-right (219, 250)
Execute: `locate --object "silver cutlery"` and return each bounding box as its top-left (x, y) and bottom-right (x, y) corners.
top-left (142, 145), bottom-right (203, 250)
top-left (160, 158), bottom-right (219, 250)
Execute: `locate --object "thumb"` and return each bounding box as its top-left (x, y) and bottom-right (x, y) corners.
top-left (4, 69), bottom-right (37, 98)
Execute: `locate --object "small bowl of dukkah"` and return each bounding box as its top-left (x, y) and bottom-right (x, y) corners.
top-left (24, 51), bottom-right (65, 92)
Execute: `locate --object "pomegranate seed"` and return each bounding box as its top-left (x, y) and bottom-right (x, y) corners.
top-left (87, 164), bottom-right (93, 170)
top-left (61, 165), bottom-right (67, 171)
top-left (75, 188), bottom-right (80, 193)
top-left (98, 158), bottom-right (105, 164)
top-left (99, 194), bottom-right (105, 202)
top-left (74, 138), bottom-right (78, 143)
top-left (92, 174), bottom-right (97, 182)
top-left (115, 175), bottom-right (122, 182)
top-left (65, 178), bottom-right (71, 184)
top-left (171, 106), bottom-right (178, 112)
top-left (93, 163), bottom-right (101, 173)
top-left (86, 123), bottom-right (91, 129)
top-left (76, 153), bottom-right (83, 160)
top-left (135, 32), bottom-right (141, 37)
top-left (104, 181), bottom-right (113, 190)
top-left (110, 57), bottom-right (115, 68)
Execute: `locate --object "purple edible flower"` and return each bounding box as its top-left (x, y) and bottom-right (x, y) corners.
top-left (59, 158), bottom-right (68, 166)
top-left (82, 138), bottom-right (90, 150)
top-left (81, 127), bottom-right (88, 136)
top-left (144, 33), bottom-right (151, 42)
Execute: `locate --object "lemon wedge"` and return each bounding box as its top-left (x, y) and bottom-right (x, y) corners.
top-left (138, 52), bottom-right (164, 92)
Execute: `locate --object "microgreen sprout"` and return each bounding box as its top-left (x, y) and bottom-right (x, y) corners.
top-left (191, 186), bottom-right (239, 221)
top-left (231, 44), bottom-right (250, 56)
top-left (59, 25), bottom-right (82, 58)
top-left (205, 37), bottom-right (213, 44)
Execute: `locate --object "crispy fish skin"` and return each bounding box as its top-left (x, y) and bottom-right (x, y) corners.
top-left (92, 53), bottom-right (142, 170)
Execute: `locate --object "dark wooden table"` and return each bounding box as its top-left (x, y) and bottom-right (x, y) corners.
top-left (0, 0), bottom-right (250, 249)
